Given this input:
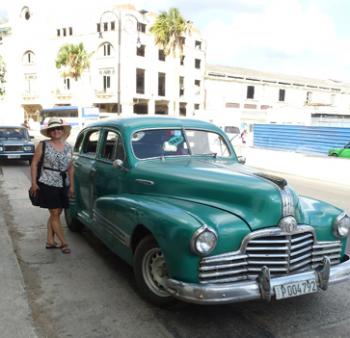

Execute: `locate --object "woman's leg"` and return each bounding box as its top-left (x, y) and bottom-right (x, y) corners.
top-left (46, 216), bottom-right (56, 245)
top-left (48, 208), bottom-right (67, 246)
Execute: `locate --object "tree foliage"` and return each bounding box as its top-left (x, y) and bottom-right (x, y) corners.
top-left (0, 55), bottom-right (6, 97)
top-left (150, 8), bottom-right (192, 56)
top-left (55, 43), bottom-right (91, 81)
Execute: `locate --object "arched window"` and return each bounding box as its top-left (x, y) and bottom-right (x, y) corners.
top-left (99, 42), bottom-right (114, 57)
top-left (23, 51), bottom-right (35, 64)
top-left (20, 6), bottom-right (31, 21)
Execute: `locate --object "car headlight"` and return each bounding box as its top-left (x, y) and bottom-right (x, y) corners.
top-left (23, 146), bottom-right (33, 151)
top-left (0, 146), bottom-right (3, 151)
top-left (191, 225), bottom-right (217, 256)
top-left (333, 212), bottom-right (350, 238)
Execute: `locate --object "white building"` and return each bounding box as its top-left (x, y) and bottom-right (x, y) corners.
top-left (0, 2), bottom-right (206, 124)
top-left (204, 65), bottom-right (350, 129)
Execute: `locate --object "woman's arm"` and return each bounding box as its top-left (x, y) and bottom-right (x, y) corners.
top-left (30, 142), bottom-right (43, 195)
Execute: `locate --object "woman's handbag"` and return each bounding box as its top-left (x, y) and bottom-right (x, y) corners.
top-left (28, 141), bottom-right (46, 207)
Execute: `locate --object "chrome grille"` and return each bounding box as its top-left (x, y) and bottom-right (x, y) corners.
top-left (199, 226), bottom-right (342, 284)
top-left (4, 145), bottom-right (23, 152)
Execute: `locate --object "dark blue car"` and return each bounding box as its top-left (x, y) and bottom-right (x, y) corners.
top-left (0, 126), bottom-right (35, 164)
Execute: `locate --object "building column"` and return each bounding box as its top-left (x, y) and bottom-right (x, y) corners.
top-left (148, 98), bottom-right (155, 115)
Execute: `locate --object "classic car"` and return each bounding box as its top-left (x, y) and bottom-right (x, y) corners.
top-left (328, 142), bottom-right (350, 158)
top-left (66, 117), bottom-right (350, 305)
top-left (0, 126), bottom-right (35, 164)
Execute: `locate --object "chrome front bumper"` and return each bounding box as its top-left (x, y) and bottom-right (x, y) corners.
top-left (165, 255), bottom-right (350, 304)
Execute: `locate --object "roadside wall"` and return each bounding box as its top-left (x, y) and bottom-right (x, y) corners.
top-left (253, 124), bottom-right (350, 154)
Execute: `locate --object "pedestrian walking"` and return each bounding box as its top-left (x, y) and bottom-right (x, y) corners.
top-left (29, 117), bottom-right (73, 254)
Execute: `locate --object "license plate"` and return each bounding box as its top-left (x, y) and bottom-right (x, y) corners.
top-left (7, 154), bottom-right (20, 159)
top-left (274, 279), bottom-right (317, 300)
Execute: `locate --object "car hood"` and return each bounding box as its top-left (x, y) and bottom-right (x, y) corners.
top-left (131, 157), bottom-right (289, 231)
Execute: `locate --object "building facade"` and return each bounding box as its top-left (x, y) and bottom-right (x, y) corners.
top-left (0, 2), bottom-right (206, 124)
top-left (203, 65), bottom-right (350, 129)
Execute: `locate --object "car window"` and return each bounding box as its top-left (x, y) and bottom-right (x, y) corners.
top-left (185, 129), bottom-right (231, 157)
top-left (0, 128), bottom-right (27, 140)
top-left (81, 130), bottom-right (100, 156)
top-left (132, 129), bottom-right (189, 159)
top-left (74, 132), bottom-right (85, 153)
top-left (100, 130), bottom-right (125, 161)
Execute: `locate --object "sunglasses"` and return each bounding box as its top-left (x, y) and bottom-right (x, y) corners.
top-left (49, 126), bottom-right (64, 132)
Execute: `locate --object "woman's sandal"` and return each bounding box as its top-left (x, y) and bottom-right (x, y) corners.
top-left (45, 242), bottom-right (59, 249)
top-left (60, 244), bottom-right (71, 254)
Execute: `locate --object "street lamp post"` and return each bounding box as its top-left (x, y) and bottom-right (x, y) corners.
top-left (99, 11), bottom-right (140, 115)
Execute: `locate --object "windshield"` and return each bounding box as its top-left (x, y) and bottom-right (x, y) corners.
top-left (0, 128), bottom-right (28, 140)
top-left (132, 128), bottom-right (231, 159)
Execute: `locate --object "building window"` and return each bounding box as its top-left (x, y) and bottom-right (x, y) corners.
top-left (21, 7), bottom-right (31, 21)
top-left (97, 23), bottom-right (101, 33)
top-left (179, 37), bottom-right (186, 45)
top-left (158, 72), bottom-right (166, 96)
top-left (23, 51), bottom-right (35, 64)
top-left (111, 21), bottom-right (115, 31)
top-left (179, 102), bottom-right (187, 116)
top-left (137, 23), bottom-right (146, 33)
top-left (69, 27), bottom-right (73, 36)
top-left (179, 76), bottom-right (184, 96)
top-left (63, 28), bottom-right (67, 37)
top-left (103, 75), bottom-right (111, 92)
top-left (103, 43), bottom-right (112, 56)
top-left (57, 29), bottom-right (60, 37)
top-left (136, 68), bottom-right (145, 94)
top-left (247, 86), bottom-right (255, 99)
top-left (24, 73), bottom-right (37, 94)
top-left (137, 44), bottom-right (145, 57)
top-left (104, 22), bottom-right (108, 31)
top-left (194, 80), bottom-right (200, 95)
top-left (194, 103), bottom-right (200, 110)
top-left (158, 49), bottom-right (166, 61)
top-left (195, 59), bottom-right (201, 69)
top-left (180, 55), bottom-right (185, 66)
top-left (64, 78), bottom-right (71, 91)
top-left (306, 91), bottom-right (312, 104)
top-left (195, 40), bottom-right (202, 49)
top-left (279, 89), bottom-right (286, 102)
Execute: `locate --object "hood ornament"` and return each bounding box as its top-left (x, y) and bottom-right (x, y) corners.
top-left (279, 216), bottom-right (297, 233)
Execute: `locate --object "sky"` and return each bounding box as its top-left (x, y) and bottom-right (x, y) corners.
top-left (1, 0), bottom-right (350, 82)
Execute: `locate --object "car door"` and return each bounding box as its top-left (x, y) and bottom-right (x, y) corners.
top-left (93, 129), bottom-right (130, 247)
top-left (73, 128), bottom-right (101, 219)
top-left (340, 142), bottom-right (350, 158)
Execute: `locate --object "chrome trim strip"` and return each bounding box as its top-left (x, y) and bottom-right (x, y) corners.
top-left (281, 186), bottom-right (295, 216)
top-left (165, 256), bottom-right (350, 304)
top-left (93, 210), bottom-right (130, 247)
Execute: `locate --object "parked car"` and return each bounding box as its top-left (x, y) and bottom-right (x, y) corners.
top-left (66, 117), bottom-right (350, 305)
top-left (328, 142), bottom-right (350, 158)
top-left (0, 126), bottom-right (35, 164)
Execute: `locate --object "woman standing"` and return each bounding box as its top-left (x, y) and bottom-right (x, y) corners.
top-left (30, 117), bottom-right (74, 254)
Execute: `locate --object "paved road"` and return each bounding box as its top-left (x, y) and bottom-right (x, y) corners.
top-left (1, 161), bottom-right (350, 338)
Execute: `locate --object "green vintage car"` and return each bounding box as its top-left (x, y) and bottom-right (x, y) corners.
top-left (66, 117), bottom-right (350, 305)
top-left (328, 142), bottom-right (350, 158)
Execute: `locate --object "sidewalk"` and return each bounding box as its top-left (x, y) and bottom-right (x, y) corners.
top-left (0, 176), bottom-right (38, 337)
top-left (239, 146), bottom-right (350, 188)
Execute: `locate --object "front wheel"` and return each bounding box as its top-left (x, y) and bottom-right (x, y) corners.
top-left (64, 208), bottom-right (84, 232)
top-left (134, 236), bottom-right (173, 306)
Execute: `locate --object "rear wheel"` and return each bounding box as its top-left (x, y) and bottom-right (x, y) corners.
top-left (64, 208), bottom-right (84, 232)
top-left (134, 235), bottom-right (173, 306)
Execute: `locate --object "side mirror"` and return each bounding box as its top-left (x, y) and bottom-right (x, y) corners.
top-left (237, 156), bottom-right (246, 165)
top-left (29, 135), bottom-right (34, 139)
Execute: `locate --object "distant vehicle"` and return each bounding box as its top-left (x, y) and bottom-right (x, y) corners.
top-left (66, 117), bottom-right (350, 306)
top-left (0, 126), bottom-right (35, 164)
top-left (40, 106), bottom-right (100, 129)
top-left (328, 142), bottom-right (350, 158)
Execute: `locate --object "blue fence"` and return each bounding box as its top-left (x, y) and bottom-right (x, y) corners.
top-left (253, 124), bottom-right (350, 155)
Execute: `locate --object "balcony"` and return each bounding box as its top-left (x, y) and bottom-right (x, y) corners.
top-left (95, 90), bottom-right (114, 99)
top-left (52, 89), bottom-right (72, 100)
top-left (22, 91), bottom-right (39, 102)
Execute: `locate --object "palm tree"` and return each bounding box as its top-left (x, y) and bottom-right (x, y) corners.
top-left (150, 8), bottom-right (192, 57)
top-left (55, 43), bottom-right (91, 81)
top-left (0, 55), bottom-right (6, 97)
top-left (150, 8), bottom-right (192, 115)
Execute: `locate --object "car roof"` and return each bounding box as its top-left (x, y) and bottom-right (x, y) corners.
top-left (85, 116), bottom-right (221, 133)
top-left (0, 126), bottom-right (26, 129)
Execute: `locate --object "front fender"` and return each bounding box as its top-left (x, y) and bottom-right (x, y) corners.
top-left (297, 196), bottom-right (347, 255)
top-left (95, 194), bottom-right (250, 283)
